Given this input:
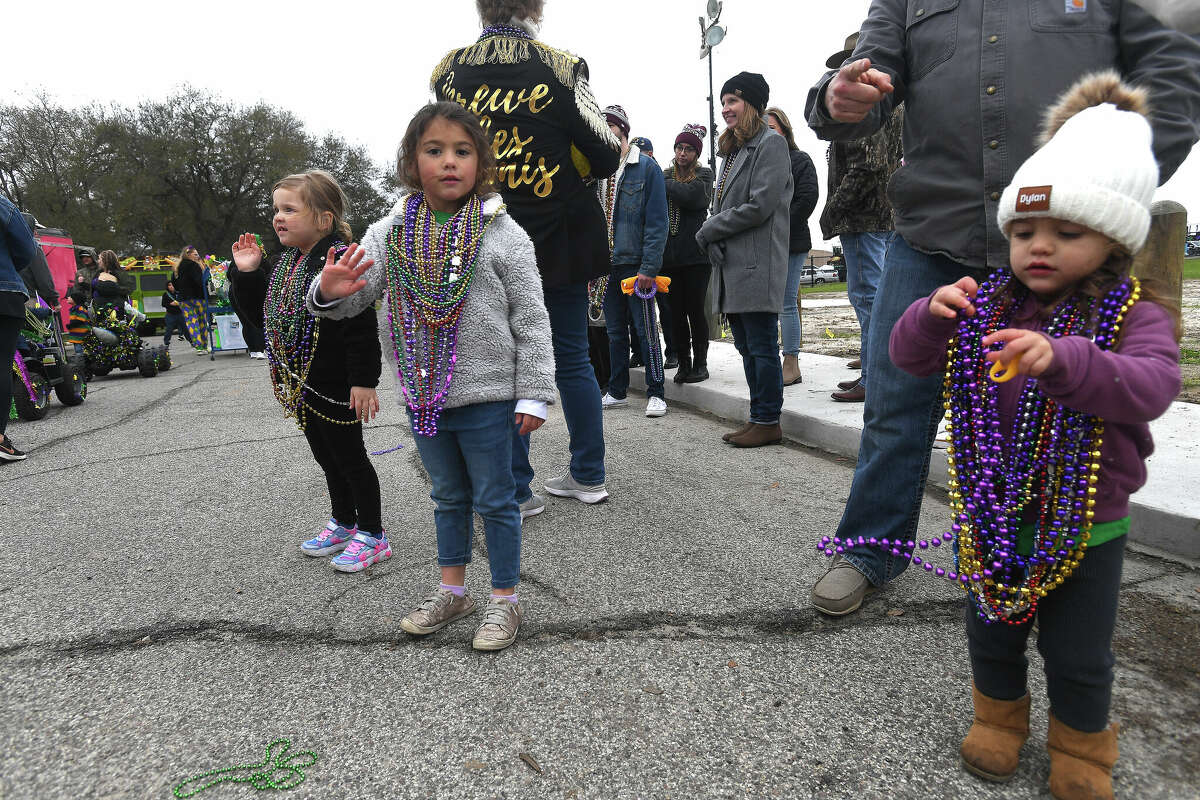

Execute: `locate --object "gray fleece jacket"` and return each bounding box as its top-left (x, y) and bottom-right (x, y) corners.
top-left (307, 193), bottom-right (556, 412)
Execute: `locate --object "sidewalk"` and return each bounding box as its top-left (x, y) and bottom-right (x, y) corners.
top-left (632, 341), bottom-right (1198, 560)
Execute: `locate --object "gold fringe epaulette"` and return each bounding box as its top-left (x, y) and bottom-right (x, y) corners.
top-left (430, 37), bottom-right (581, 91)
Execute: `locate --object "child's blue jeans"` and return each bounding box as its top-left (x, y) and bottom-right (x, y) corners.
top-left (411, 400), bottom-right (521, 589)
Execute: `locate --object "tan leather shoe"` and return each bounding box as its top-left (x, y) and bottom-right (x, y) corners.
top-left (722, 421), bottom-right (753, 442)
top-left (729, 422), bottom-right (783, 448)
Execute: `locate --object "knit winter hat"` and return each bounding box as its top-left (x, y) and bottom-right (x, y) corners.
top-left (997, 71), bottom-right (1157, 253)
top-left (720, 72), bottom-right (769, 114)
top-left (675, 123), bottom-right (706, 154)
top-left (631, 136), bottom-right (653, 153)
top-left (604, 105), bottom-right (631, 138)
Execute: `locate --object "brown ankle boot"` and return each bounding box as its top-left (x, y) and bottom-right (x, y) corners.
top-left (729, 422), bottom-right (782, 448)
top-left (1048, 714), bottom-right (1119, 800)
top-left (782, 354), bottom-right (802, 385)
top-left (960, 685), bottom-right (1030, 782)
top-left (722, 421), bottom-right (754, 442)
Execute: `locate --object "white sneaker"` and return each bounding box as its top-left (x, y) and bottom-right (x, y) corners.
top-left (645, 396), bottom-right (667, 417)
top-left (601, 393), bottom-right (628, 409)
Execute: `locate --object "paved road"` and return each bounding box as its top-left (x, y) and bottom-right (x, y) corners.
top-left (2, 351), bottom-right (1197, 799)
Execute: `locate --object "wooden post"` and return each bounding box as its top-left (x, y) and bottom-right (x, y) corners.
top-left (1132, 200), bottom-right (1186, 305)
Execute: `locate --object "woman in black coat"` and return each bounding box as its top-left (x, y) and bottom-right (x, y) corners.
top-left (661, 123), bottom-right (714, 384)
top-left (766, 107), bottom-right (819, 387)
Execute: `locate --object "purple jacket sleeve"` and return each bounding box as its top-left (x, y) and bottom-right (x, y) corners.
top-left (889, 293), bottom-right (960, 377)
top-left (1038, 300), bottom-right (1181, 424)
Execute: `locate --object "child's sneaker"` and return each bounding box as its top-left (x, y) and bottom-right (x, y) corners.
top-left (472, 596), bottom-right (522, 651)
top-left (0, 436), bottom-right (28, 462)
top-left (331, 531), bottom-right (391, 573)
top-left (400, 587), bottom-right (477, 635)
top-left (300, 520), bottom-right (355, 557)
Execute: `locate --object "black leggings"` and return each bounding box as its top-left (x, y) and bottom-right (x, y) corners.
top-left (967, 535), bottom-right (1125, 732)
top-left (663, 263), bottom-right (710, 367)
top-left (0, 313), bottom-right (22, 438)
top-left (301, 391), bottom-right (382, 534)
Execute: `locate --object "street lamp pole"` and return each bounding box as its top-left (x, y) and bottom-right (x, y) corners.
top-left (707, 47), bottom-right (718, 178)
top-left (699, 1), bottom-right (727, 179)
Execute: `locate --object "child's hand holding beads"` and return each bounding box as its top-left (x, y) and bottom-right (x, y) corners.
top-left (982, 328), bottom-right (1054, 378)
top-left (231, 233), bottom-right (263, 272)
top-left (319, 244), bottom-right (374, 300)
top-left (929, 276), bottom-right (979, 319)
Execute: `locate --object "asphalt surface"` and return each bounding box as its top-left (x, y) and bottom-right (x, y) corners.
top-left (2, 348), bottom-right (1198, 800)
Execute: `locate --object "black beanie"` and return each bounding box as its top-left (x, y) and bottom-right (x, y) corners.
top-left (720, 72), bottom-right (769, 114)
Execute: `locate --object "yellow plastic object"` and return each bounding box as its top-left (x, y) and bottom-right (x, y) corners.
top-left (620, 276), bottom-right (672, 295)
top-left (988, 354), bottom-right (1023, 383)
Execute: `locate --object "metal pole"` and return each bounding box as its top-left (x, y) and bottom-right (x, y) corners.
top-left (707, 49), bottom-right (718, 178)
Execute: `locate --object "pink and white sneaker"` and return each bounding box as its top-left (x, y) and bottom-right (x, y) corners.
top-left (330, 531), bottom-right (391, 573)
top-left (300, 520), bottom-right (356, 557)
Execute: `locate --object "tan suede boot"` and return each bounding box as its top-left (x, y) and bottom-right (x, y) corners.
top-left (959, 684), bottom-right (1030, 782)
top-left (722, 422), bottom-right (754, 442)
top-left (782, 354), bottom-right (802, 385)
top-left (729, 422), bottom-right (783, 448)
top-left (1048, 714), bottom-right (1119, 800)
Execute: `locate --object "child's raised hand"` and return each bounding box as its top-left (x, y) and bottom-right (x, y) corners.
top-left (929, 276), bottom-right (980, 319)
top-left (350, 386), bottom-right (380, 423)
top-left (982, 329), bottom-right (1054, 378)
top-left (231, 233), bottom-right (263, 272)
top-left (318, 244), bottom-right (373, 300)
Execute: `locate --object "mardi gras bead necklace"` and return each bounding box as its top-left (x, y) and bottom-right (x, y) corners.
top-left (714, 150), bottom-right (737, 208)
top-left (665, 164), bottom-right (697, 237)
top-left (818, 270), bottom-right (1140, 624)
top-left (480, 24), bottom-right (534, 41)
top-left (172, 738), bottom-right (316, 797)
top-left (587, 276), bottom-right (609, 323)
top-left (384, 193), bottom-right (496, 436)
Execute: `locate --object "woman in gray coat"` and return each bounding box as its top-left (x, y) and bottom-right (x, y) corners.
top-left (696, 72), bottom-right (793, 448)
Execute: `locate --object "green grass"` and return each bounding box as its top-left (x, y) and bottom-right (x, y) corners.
top-left (1181, 347), bottom-right (1200, 366)
top-left (800, 281), bottom-right (848, 295)
top-left (1185, 256), bottom-right (1200, 281)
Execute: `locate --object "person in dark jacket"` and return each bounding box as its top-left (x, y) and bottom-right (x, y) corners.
top-left (432, 0), bottom-right (621, 512)
top-left (91, 250), bottom-right (127, 321)
top-left (173, 246), bottom-right (209, 353)
top-left (230, 170), bottom-right (386, 570)
top-left (0, 195), bottom-right (37, 461)
top-left (765, 108), bottom-right (819, 387)
top-left (160, 280), bottom-right (191, 348)
top-left (661, 123), bottom-right (714, 384)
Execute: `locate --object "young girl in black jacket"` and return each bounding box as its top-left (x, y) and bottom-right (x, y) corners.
top-left (229, 170), bottom-right (388, 573)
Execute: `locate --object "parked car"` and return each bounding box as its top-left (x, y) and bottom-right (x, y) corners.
top-left (799, 265), bottom-right (840, 286)
top-left (1186, 240), bottom-right (1199, 257)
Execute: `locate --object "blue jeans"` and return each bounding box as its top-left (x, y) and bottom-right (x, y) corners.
top-left (841, 231), bottom-right (893, 385)
top-left (836, 235), bottom-right (985, 586)
top-left (604, 265), bottom-right (665, 401)
top-left (780, 252), bottom-right (805, 355)
top-left (162, 312), bottom-right (190, 347)
top-left (413, 400), bottom-right (522, 589)
top-left (511, 281), bottom-right (605, 500)
top-left (728, 312), bottom-right (783, 425)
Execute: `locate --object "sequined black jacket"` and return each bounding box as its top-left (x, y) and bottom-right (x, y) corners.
top-left (432, 32), bottom-right (621, 288)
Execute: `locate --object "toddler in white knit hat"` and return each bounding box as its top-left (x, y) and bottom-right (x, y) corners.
top-left (881, 72), bottom-right (1183, 800)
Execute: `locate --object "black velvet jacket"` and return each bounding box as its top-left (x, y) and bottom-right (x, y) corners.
top-left (432, 31), bottom-right (620, 288)
top-left (662, 164), bottom-right (713, 267)
top-left (227, 233), bottom-right (381, 391)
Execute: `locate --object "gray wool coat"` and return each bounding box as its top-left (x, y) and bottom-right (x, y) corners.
top-left (696, 126), bottom-right (793, 315)
top-left (307, 193), bottom-right (557, 412)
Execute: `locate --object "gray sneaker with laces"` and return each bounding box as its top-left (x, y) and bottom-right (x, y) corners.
top-left (543, 469), bottom-right (609, 504)
top-left (519, 494), bottom-right (545, 520)
top-left (400, 587), bottom-right (477, 635)
top-left (471, 596), bottom-right (523, 651)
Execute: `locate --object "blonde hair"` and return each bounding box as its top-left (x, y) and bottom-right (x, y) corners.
top-left (766, 106), bottom-right (799, 152)
top-left (272, 169), bottom-right (352, 242)
top-left (718, 104), bottom-right (765, 156)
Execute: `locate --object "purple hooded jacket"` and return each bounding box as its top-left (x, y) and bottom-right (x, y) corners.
top-left (890, 290), bottom-right (1181, 524)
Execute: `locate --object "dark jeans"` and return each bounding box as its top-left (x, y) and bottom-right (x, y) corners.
top-left (413, 400), bottom-right (521, 589)
top-left (837, 236), bottom-right (987, 587)
top-left (0, 313), bottom-right (23, 438)
top-left (662, 263), bottom-right (710, 368)
top-left (512, 281), bottom-right (605, 499)
top-left (604, 265), bottom-right (665, 400)
top-left (162, 312), bottom-right (191, 347)
top-left (967, 536), bottom-right (1126, 732)
top-left (301, 393), bottom-right (382, 534)
top-left (728, 312), bottom-right (783, 425)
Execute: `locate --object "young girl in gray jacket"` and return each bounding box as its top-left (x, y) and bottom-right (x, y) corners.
top-left (309, 102), bottom-right (556, 652)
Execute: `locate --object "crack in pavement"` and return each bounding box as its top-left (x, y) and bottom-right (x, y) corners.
top-left (0, 599), bottom-right (967, 664)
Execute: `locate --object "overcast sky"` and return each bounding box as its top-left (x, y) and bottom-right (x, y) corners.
top-left (5, 0), bottom-right (1199, 249)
